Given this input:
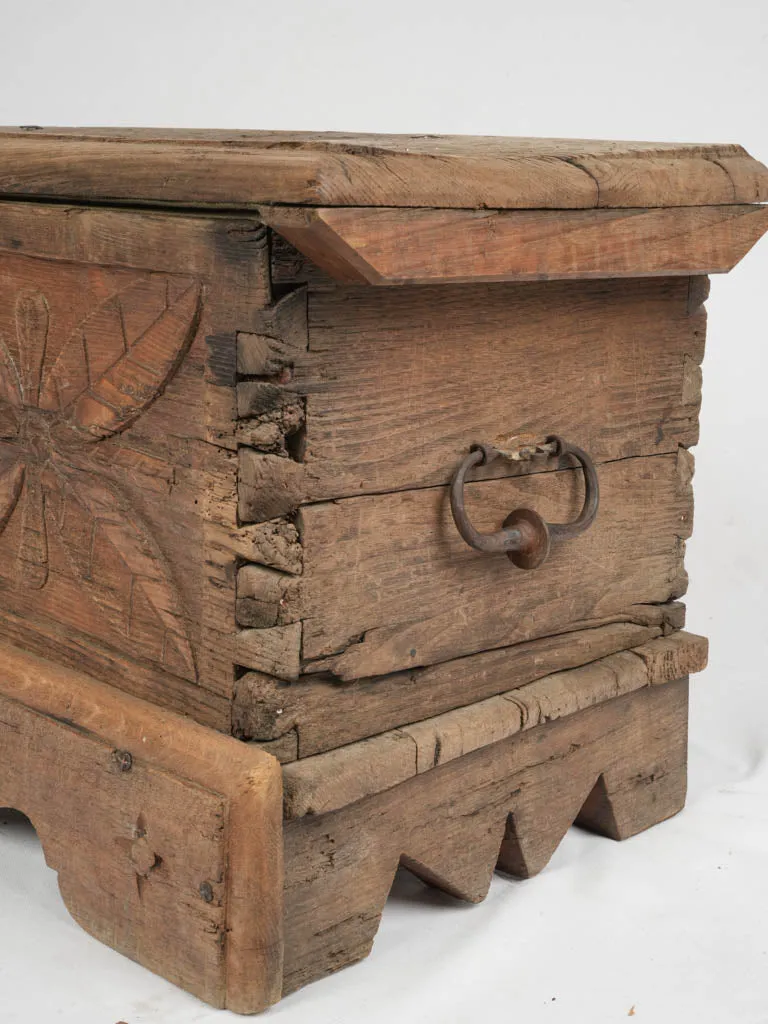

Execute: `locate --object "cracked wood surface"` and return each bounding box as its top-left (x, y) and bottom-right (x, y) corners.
top-left (1, 129), bottom-right (766, 210)
top-left (281, 631), bottom-right (705, 819)
top-left (0, 640), bottom-right (284, 1013)
top-left (234, 269), bottom-right (706, 715)
top-left (282, 675), bottom-right (690, 994)
top-left (231, 271), bottom-right (708, 739)
top-left (239, 275), bottom-right (705, 516)
top-left (295, 450), bottom-right (693, 681)
top-left (260, 204), bottom-right (768, 285)
top-left (235, 611), bottom-right (684, 757)
top-left (233, 264), bottom-right (709, 711)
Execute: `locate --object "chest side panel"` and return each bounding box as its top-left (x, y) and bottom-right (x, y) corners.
top-left (235, 263), bottom-right (705, 756)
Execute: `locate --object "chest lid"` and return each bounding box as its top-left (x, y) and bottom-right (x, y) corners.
top-left (1, 128), bottom-right (767, 284)
top-left (1, 126), bottom-right (767, 210)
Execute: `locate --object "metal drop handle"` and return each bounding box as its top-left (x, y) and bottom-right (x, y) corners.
top-left (449, 435), bottom-right (599, 569)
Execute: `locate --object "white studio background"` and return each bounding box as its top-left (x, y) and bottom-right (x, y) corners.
top-left (0, 2), bottom-right (767, 1021)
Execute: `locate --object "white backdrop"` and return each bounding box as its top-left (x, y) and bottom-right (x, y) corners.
top-left (1, 2), bottom-right (767, 1021)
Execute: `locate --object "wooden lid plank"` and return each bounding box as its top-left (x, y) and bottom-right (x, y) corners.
top-left (261, 203), bottom-right (768, 284)
top-left (1, 128), bottom-right (766, 210)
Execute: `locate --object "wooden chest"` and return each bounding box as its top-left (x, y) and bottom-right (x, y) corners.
top-left (0, 128), bottom-right (766, 1012)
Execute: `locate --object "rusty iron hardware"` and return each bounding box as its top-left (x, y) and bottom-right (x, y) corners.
top-left (449, 435), bottom-right (599, 569)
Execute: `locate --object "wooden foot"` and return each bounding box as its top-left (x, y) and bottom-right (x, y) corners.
top-left (498, 679), bottom-right (688, 873)
top-left (496, 764), bottom-right (600, 879)
top-left (575, 738), bottom-right (688, 841)
top-left (282, 678), bottom-right (689, 994)
top-left (0, 641), bottom-right (284, 1014)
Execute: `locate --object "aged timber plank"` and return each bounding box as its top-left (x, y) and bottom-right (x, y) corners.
top-left (281, 632), bottom-right (705, 817)
top-left (240, 276), bottom-right (706, 514)
top-left (291, 451), bottom-right (693, 681)
top-left (234, 612), bottom-right (685, 755)
top-left (1, 129), bottom-right (766, 209)
top-left (0, 606), bottom-right (230, 728)
top-left (306, 276), bottom-right (702, 492)
top-left (0, 202), bottom-right (270, 311)
top-left (282, 676), bottom-right (690, 994)
top-left (260, 204), bottom-right (768, 285)
top-left (0, 640), bottom-right (283, 1013)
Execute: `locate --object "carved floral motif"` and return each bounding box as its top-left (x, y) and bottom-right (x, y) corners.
top-left (0, 272), bottom-right (202, 681)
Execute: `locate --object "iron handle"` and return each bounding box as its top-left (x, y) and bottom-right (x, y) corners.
top-left (449, 435), bottom-right (599, 569)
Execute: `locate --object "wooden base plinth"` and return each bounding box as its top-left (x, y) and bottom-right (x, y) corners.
top-left (0, 640), bottom-right (690, 1012)
top-left (0, 642), bottom-right (283, 1014)
top-left (281, 677), bottom-right (689, 995)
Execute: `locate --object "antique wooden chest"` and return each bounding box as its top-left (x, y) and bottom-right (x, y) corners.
top-left (0, 128), bottom-right (767, 1012)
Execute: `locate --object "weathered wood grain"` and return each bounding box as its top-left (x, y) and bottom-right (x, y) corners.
top-left (236, 447), bottom-right (693, 690)
top-left (238, 452), bottom-right (305, 524)
top-left (233, 611), bottom-right (685, 755)
top-left (226, 518), bottom-right (303, 575)
top-left (0, 128), bottom-right (757, 1013)
top-left (260, 204), bottom-right (768, 285)
top-left (281, 632), bottom-right (705, 817)
top-left (0, 202), bottom-right (270, 324)
top-left (2, 129), bottom-right (766, 209)
top-left (0, 204), bottom-right (272, 726)
top-left (239, 274), bottom-right (708, 704)
top-left (239, 276), bottom-right (705, 516)
top-left (0, 601), bottom-right (231, 729)
top-left (236, 381), bottom-right (304, 455)
top-left (236, 623), bottom-right (302, 680)
top-left (236, 564), bottom-right (301, 628)
top-left (284, 451), bottom-right (693, 682)
top-left (308, 275), bottom-right (702, 488)
top-left (0, 640), bottom-right (284, 1013)
top-left (282, 676), bottom-right (689, 994)
top-left (251, 730), bottom-right (299, 764)
top-left (237, 287), bottom-right (307, 377)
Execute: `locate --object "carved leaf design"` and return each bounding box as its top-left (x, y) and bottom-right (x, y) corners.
top-left (17, 468), bottom-right (48, 589)
top-left (0, 332), bottom-right (23, 409)
top-left (0, 457), bottom-right (24, 534)
top-left (14, 291), bottom-right (49, 406)
top-left (38, 280), bottom-right (149, 414)
top-left (0, 401), bottom-right (19, 441)
top-left (45, 459), bottom-right (197, 682)
top-left (42, 279), bottom-right (202, 439)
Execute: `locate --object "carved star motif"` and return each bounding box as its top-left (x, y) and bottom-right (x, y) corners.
top-left (0, 275), bottom-right (202, 680)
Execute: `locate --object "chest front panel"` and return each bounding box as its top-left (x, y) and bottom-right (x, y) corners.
top-left (0, 203), bottom-right (271, 729)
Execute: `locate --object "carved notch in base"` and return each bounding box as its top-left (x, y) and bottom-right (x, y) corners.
top-left (282, 677), bottom-right (689, 995)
